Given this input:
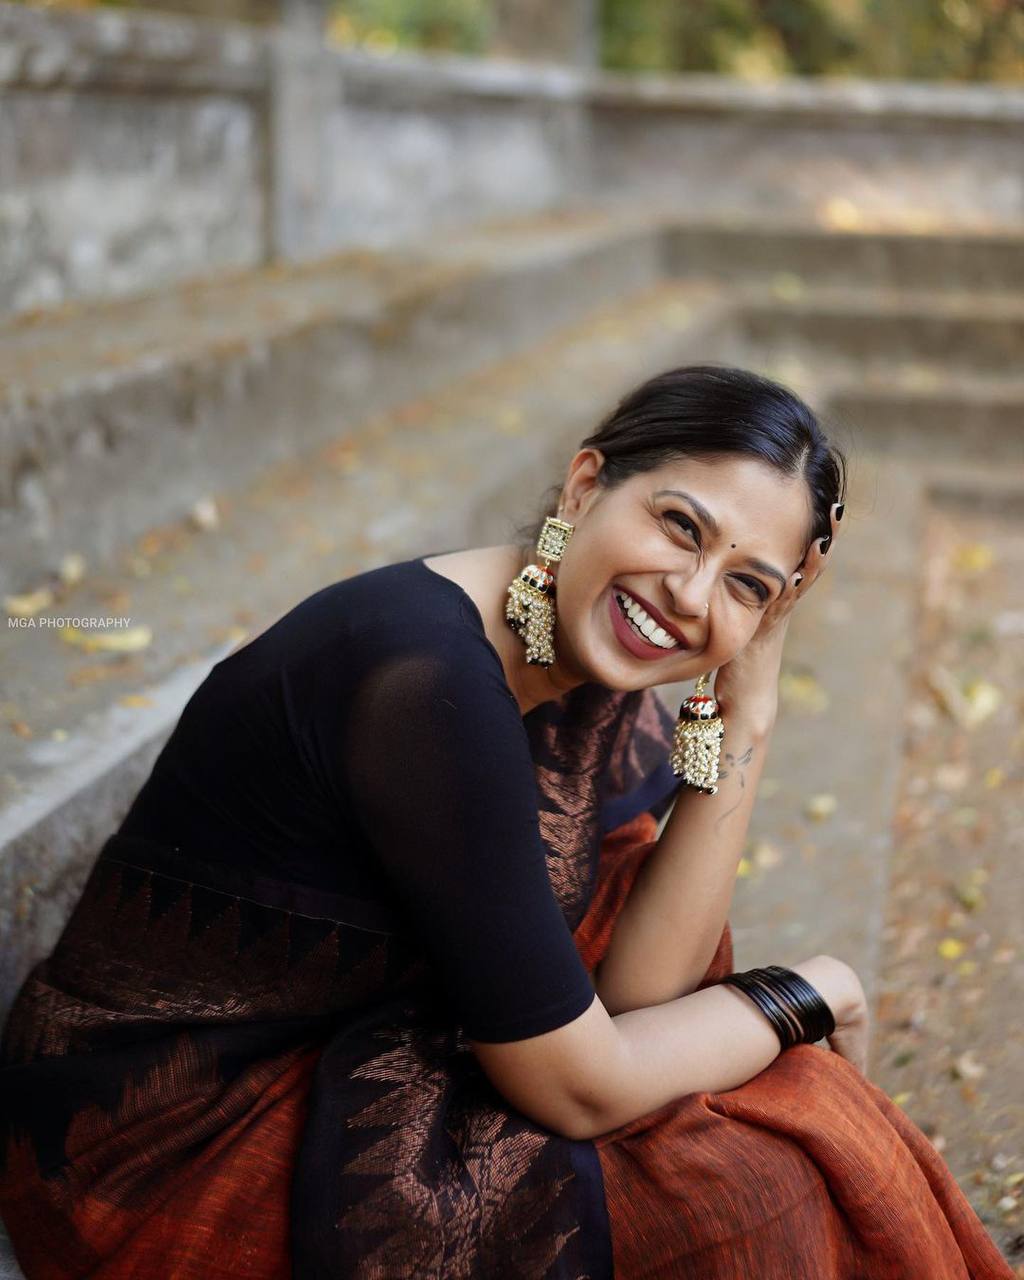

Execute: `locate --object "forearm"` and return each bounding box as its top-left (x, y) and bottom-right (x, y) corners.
top-left (593, 715), bottom-right (773, 1014)
top-left (576, 954), bottom-right (853, 1140)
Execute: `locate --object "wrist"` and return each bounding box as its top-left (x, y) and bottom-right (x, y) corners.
top-left (721, 704), bottom-right (776, 741)
top-left (792, 955), bottom-right (864, 1025)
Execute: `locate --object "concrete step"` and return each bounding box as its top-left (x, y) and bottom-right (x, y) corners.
top-left (829, 373), bottom-right (1024, 466)
top-left (871, 491), bottom-right (1024, 1259)
top-left (8, 211), bottom-right (1024, 602)
top-left (736, 286), bottom-right (1024, 375)
top-left (0, 209), bottom-right (665, 599)
top-left (665, 219), bottom-right (1024, 295)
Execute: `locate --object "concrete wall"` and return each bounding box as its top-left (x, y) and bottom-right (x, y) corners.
top-left (2, 2), bottom-right (1023, 317)
top-left (0, 6), bottom-right (271, 315)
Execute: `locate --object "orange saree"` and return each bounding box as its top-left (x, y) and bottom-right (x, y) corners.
top-left (579, 813), bottom-right (1015, 1279)
top-left (0, 680), bottom-right (1014, 1277)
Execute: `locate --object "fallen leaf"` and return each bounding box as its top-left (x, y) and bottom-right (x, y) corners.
top-left (118, 694), bottom-right (154, 709)
top-left (804, 793), bottom-right (837, 821)
top-left (935, 763), bottom-right (969, 792)
top-left (954, 882), bottom-right (985, 910)
top-left (60, 625), bottom-right (153, 654)
top-left (190, 497), bottom-right (219, 531)
top-left (963, 679), bottom-right (1002, 726)
top-left (735, 858), bottom-right (753, 879)
top-left (952, 1050), bottom-right (986, 1081)
top-left (952, 542), bottom-right (995, 574)
top-left (752, 840), bottom-right (783, 869)
top-left (4, 587), bottom-right (54, 618)
top-left (771, 272), bottom-right (806, 302)
top-left (818, 196), bottom-right (863, 230)
top-left (938, 937), bottom-right (967, 960)
top-left (779, 671), bottom-right (830, 715)
top-left (926, 667), bottom-right (1002, 729)
top-left (58, 553), bottom-right (86, 585)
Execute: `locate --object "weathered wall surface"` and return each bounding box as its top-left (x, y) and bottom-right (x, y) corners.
top-left (0, 6), bottom-right (270, 315)
top-left (2, 2), bottom-right (1023, 319)
top-left (588, 77), bottom-right (1024, 231)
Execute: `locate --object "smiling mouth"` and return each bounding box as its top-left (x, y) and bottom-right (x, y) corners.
top-left (614, 590), bottom-right (684, 650)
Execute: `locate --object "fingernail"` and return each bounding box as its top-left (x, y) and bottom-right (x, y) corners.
top-left (835, 504), bottom-right (845, 521)
top-left (820, 535), bottom-right (831, 554)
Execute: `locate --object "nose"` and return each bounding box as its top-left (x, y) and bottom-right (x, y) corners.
top-left (664, 562), bottom-right (716, 621)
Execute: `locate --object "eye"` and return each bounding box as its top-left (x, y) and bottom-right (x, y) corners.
top-left (665, 511), bottom-right (699, 543)
top-left (734, 575), bottom-right (770, 603)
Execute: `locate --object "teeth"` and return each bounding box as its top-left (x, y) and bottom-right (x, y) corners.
top-left (615, 592), bottom-right (679, 650)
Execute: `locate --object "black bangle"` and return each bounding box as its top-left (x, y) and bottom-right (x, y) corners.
top-left (758, 966), bottom-right (836, 1043)
top-left (720, 972), bottom-right (798, 1049)
top-left (720, 965), bottom-right (836, 1050)
top-left (743, 972), bottom-right (805, 1045)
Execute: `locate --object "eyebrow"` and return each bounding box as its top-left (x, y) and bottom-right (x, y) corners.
top-left (653, 488), bottom-right (789, 593)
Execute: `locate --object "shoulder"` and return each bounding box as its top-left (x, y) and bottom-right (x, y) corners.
top-left (326, 559), bottom-right (517, 713)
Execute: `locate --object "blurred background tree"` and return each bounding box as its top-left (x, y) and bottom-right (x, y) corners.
top-left (10, 0), bottom-right (1024, 81)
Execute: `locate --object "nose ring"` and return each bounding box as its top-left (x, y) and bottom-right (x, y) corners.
top-left (704, 601), bottom-right (709, 615)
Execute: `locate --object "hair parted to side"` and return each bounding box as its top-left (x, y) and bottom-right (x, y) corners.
top-left (513, 363), bottom-right (847, 553)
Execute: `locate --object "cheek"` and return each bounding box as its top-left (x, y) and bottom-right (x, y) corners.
top-left (713, 610), bottom-right (761, 659)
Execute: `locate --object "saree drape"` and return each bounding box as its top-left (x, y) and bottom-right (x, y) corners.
top-left (0, 682), bottom-right (1013, 1279)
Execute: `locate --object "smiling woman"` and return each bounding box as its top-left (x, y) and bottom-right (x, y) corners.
top-left (0, 365), bottom-right (1013, 1279)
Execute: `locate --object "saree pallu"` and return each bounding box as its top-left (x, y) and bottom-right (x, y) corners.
top-left (0, 685), bottom-right (1014, 1279)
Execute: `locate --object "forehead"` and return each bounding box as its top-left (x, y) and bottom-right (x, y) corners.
top-left (630, 455), bottom-right (812, 559)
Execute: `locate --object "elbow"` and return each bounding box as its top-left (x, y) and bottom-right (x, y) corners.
top-left (546, 1097), bottom-right (604, 1142)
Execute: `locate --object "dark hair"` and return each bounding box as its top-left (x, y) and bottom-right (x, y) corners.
top-left (514, 364), bottom-right (846, 552)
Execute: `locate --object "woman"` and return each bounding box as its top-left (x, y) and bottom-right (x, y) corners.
top-left (0, 365), bottom-right (1013, 1279)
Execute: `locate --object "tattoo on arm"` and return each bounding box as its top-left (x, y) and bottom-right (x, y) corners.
top-left (714, 744), bottom-right (755, 830)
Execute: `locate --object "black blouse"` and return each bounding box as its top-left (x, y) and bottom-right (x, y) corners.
top-left (118, 556), bottom-right (609, 1043)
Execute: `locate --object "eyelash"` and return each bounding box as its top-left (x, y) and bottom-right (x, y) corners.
top-left (664, 511), bottom-right (771, 603)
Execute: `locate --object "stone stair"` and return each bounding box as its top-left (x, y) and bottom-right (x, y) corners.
top-left (2, 210), bottom-right (1023, 1272)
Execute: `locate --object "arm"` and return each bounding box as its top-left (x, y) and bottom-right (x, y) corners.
top-left (472, 951), bottom-right (863, 1141)
top-left (592, 505), bottom-right (843, 1015)
top-left (593, 711), bottom-right (773, 1014)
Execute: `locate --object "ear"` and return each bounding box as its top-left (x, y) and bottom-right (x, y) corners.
top-left (559, 448), bottom-right (605, 523)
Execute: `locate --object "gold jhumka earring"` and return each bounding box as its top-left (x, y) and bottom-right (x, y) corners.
top-left (504, 515), bottom-right (575, 667)
top-left (670, 672), bottom-right (725, 794)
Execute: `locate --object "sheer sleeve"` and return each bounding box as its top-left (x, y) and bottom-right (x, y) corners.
top-left (341, 622), bottom-right (597, 1044)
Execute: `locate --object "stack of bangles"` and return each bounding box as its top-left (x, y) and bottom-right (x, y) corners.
top-left (719, 965), bottom-right (836, 1049)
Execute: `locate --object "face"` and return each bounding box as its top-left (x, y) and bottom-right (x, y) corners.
top-left (551, 449), bottom-right (813, 689)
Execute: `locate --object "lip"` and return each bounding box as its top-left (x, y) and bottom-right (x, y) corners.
top-left (612, 584), bottom-right (691, 648)
top-left (607, 587), bottom-right (687, 662)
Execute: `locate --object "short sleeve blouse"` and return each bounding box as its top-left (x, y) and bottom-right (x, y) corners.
top-left (118, 557), bottom-right (599, 1043)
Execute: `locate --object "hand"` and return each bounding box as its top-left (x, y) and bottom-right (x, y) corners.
top-left (792, 954), bottom-right (869, 1075)
top-left (712, 501), bottom-right (844, 725)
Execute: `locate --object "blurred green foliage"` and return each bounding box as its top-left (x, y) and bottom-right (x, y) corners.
top-left (10, 0), bottom-right (1024, 81)
top-left (599, 0), bottom-right (1024, 81)
top-left (327, 0), bottom-right (490, 54)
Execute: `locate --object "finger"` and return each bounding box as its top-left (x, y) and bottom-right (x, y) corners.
top-left (819, 500), bottom-right (844, 556)
top-left (797, 501), bottom-right (844, 584)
